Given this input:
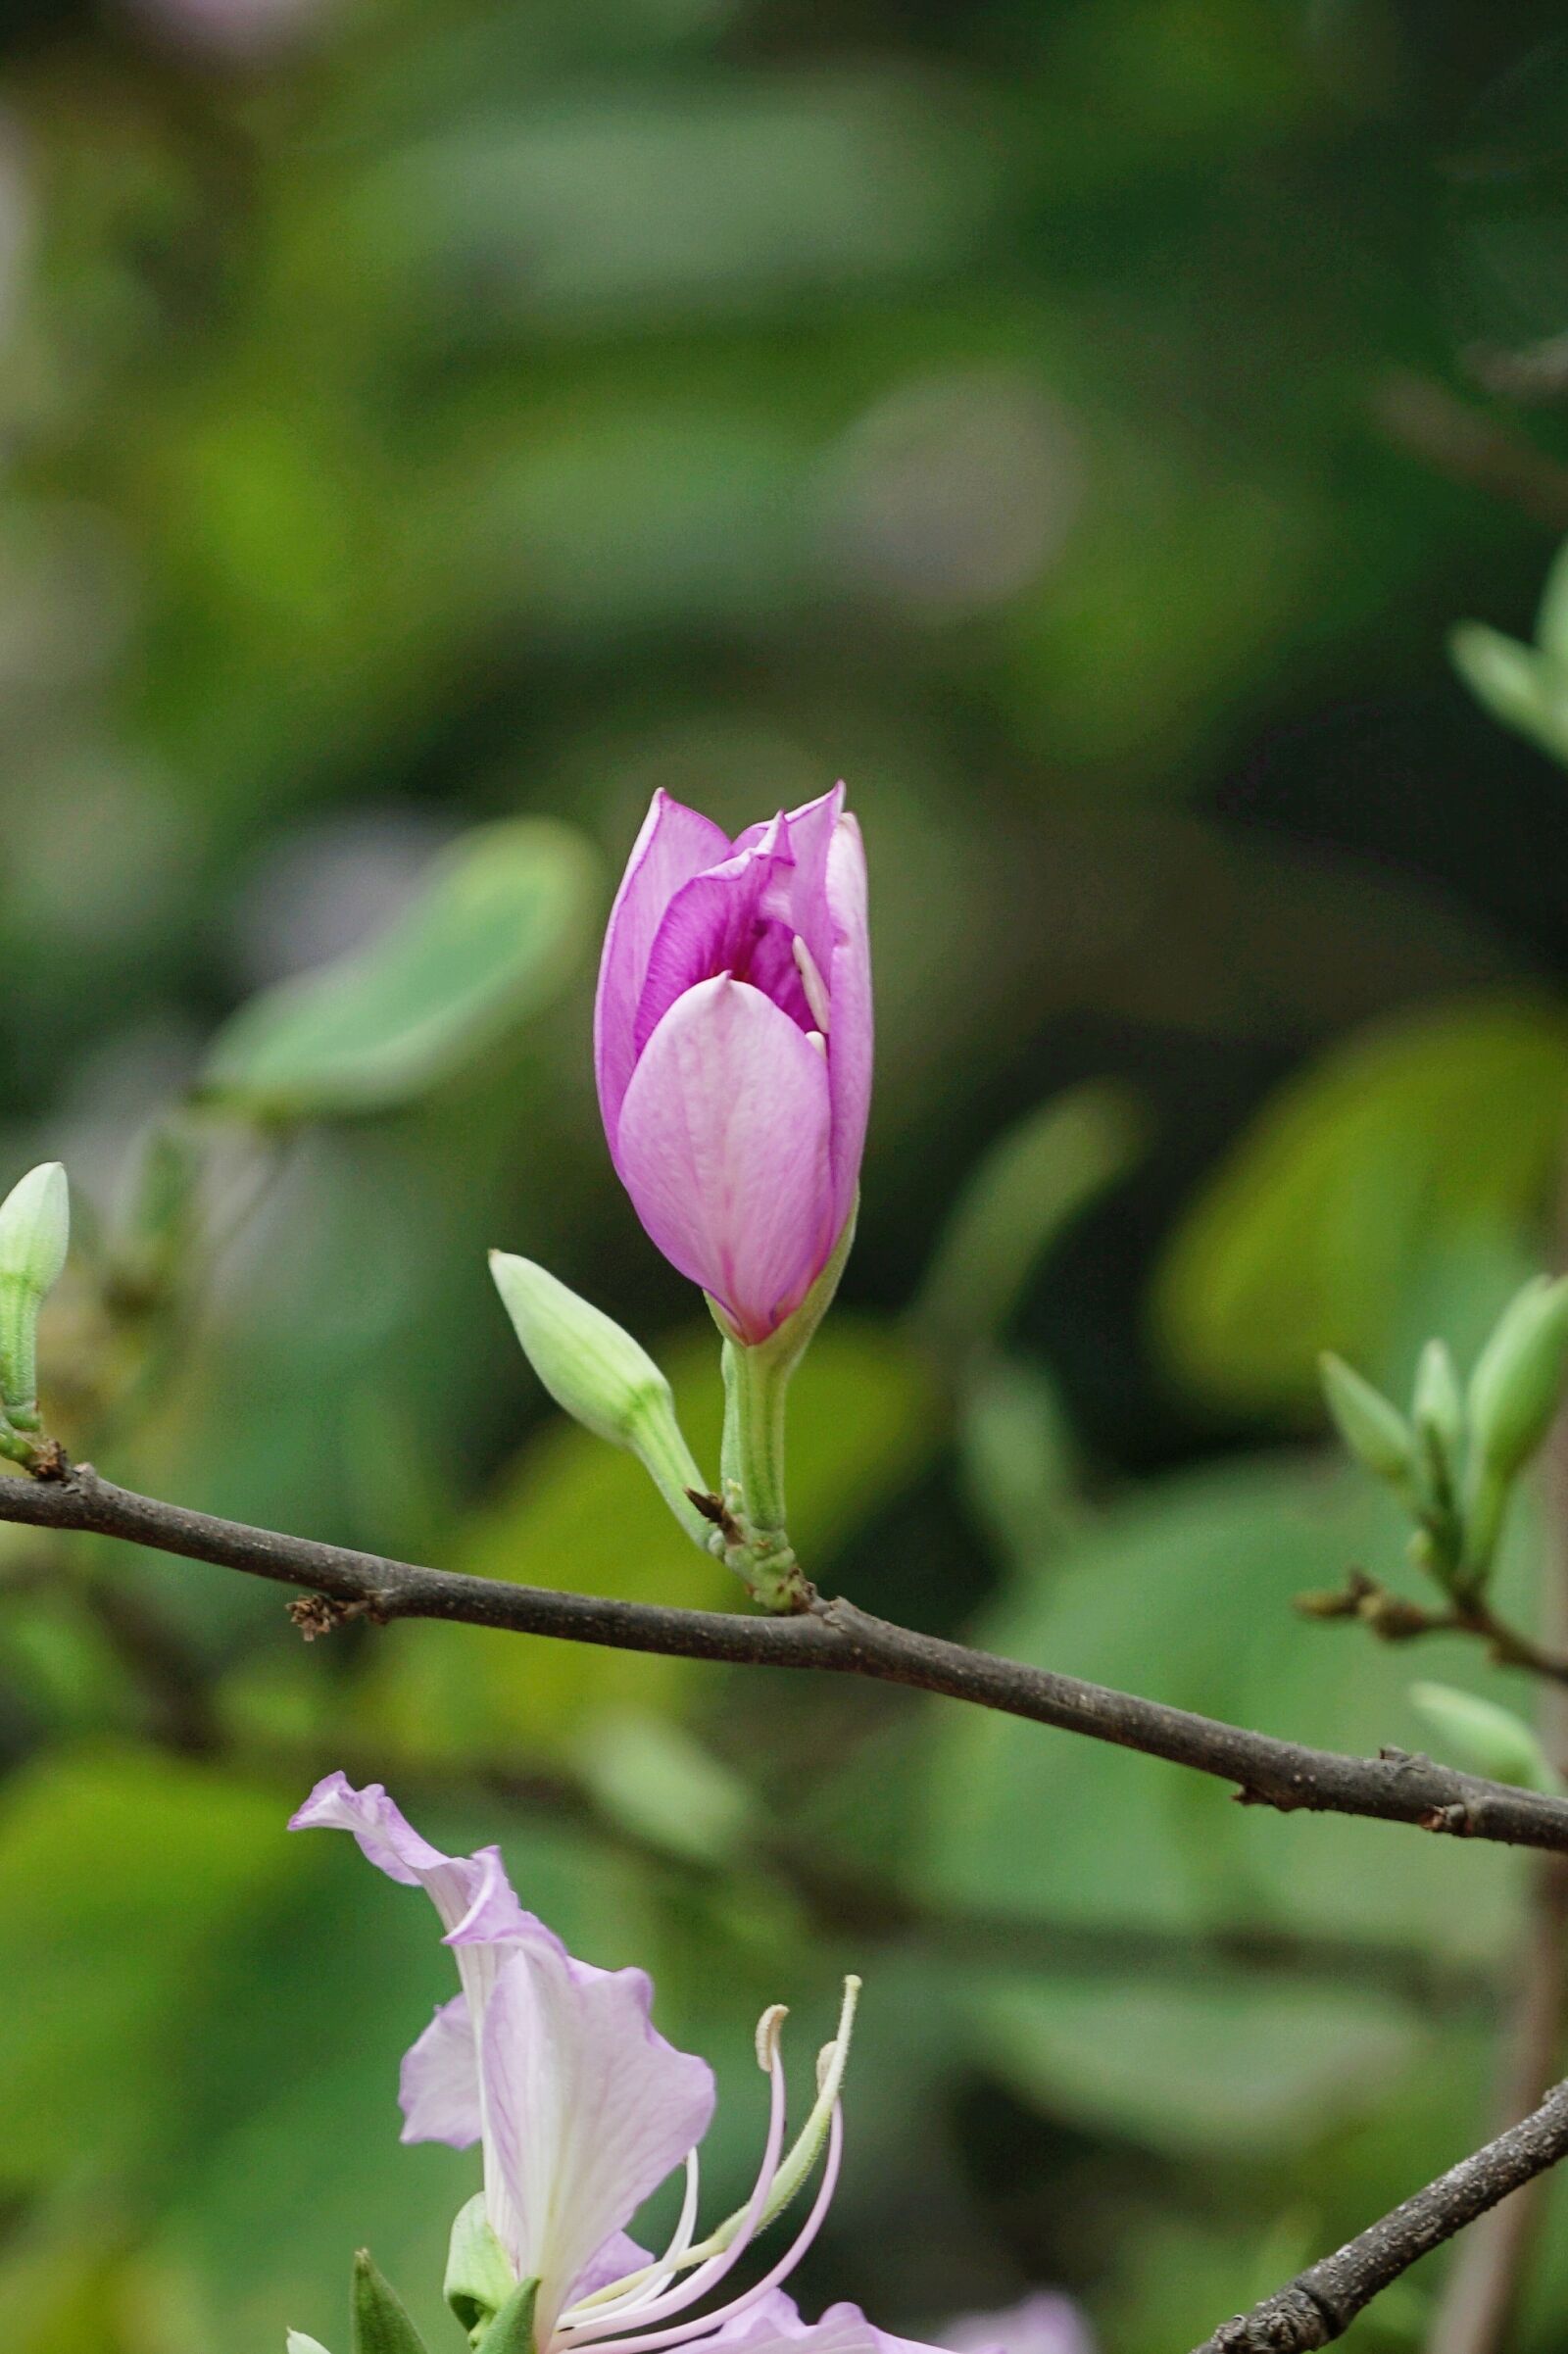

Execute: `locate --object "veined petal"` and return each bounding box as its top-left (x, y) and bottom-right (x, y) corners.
top-left (597, 793), bottom-right (731, 1145)
top-left (400, 1993), bottom-right (481, 2148)
top-left (822, 813), bottom-right (871, 1234)
top-left (614, 976), bottom-right (836, 1343)
top-left (478, 1945), bottom-right (714, 2341)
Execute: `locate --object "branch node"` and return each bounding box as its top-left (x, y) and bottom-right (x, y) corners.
top-left (288, 1592), bottom-right (382, 1642)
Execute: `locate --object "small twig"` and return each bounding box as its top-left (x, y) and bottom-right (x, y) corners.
top-left (1298, 1571), bottom-right (1568, 1688)
top-left (6, 1459), bottom-right (1568, 1855)
top-left (1190, 2074), bottom-right (1568, 2352)
top-left (1374, 371), bottom-right (1568, 530)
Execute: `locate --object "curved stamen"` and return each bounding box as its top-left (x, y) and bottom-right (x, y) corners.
top-left (580, 2106), bottom-right (844, 2354)
top-left (563, 2153), bottom-right (703, 2328)
top-left (560, 2019), bottom-right (789, 2342)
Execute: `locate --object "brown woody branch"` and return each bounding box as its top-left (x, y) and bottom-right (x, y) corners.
top-left (7, 1456), bottom-right (1568, 1854)
top-left (1191, 2073), bottom-right (1568, 2351)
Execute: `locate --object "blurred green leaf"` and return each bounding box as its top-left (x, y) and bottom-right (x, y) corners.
top-left (1155, 999), bottom-right (1568, 1414)
top-left (574, 1710), bottom-right (755, 1865)
top-left (915, 1082), bottom-right (1145, 1361)
top-left (0, 1746), bottom-right (299, 2185)
top-left (918, 1451), bottom-right (1526, 2150)
top-left (1407, 1682), bottom-right (1557, 1793)
top-left (200, 821), bottom-right (601, 1119)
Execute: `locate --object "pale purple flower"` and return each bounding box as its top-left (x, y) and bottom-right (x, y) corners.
top-left (594, 786), bottom-right (870, 1345)
top-left (290, 1775), bottom-right (934, 2354)
top-left (942, 2292), bottom-right (1094, 2354)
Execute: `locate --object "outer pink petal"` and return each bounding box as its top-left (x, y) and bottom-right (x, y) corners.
top-left (596, 792), bottom-right (731, 1146)
top-left (613, 975), bottom-right (836, 1341)
top-left (823, 812), bottom-right (871, 1233)
top-left (479, 1945), bottom-right (714, 2339)
top-left (400, 1993), bottom-right (481, 2148)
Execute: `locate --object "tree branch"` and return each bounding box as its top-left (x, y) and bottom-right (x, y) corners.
top-left (1190, 2074), bottom-right (1568, 2352)
top-left (10, 1457), bottom-right (1568, 1854)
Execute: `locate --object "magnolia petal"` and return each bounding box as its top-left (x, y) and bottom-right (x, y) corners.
top-left (614, 975), bottom-right (836, 1343)
top-left (478, 1944), bottom-right (713, 2340)
top-left (400, 1993), bottom-right (481, 2148)
top-left (822, 813), bottom-right (871, 1234)
top-left (632, 818), bottom-right (792, 1059)
top-left (596, 793), bottom-right (731, 1146)
top-left (289, 1774), bottom-right (533, 1948)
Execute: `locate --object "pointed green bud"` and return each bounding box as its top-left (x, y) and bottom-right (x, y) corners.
top-left (476, 2277), bottom-right (540, 2354)
top-left (1468, 1276), bottom-right (1568, 1489)
top-left (446, 2195), bottom-right (516, 2343)
top-left (1319, 1352), bottom-right (1413, 1486)
top-left (490, 1252), bottom-right (712, 1545)
top-left (352, 2250), bottom-right (433, 2354)
top-left (1412, 1339), bottom-right (1464, 1460)
top-left (0, 1161), bottom-right (69, 1429)
top-left (1408, 1682), bottom-right (1558, 1794)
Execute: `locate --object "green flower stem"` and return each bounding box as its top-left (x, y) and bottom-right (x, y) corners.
top-left (710, 1204), bottom-right (858, 1613)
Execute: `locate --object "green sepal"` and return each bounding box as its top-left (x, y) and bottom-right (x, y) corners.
top-left (446, 2195), bottom-right (517, 2342)
top-left (476, 2276), bottom-right (541, 2354)
top-left (351, 2250), bottom-right (434, 2354)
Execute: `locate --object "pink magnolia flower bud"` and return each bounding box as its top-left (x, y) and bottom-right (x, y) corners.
top-left (595, 785), bottom-right (870, 1345)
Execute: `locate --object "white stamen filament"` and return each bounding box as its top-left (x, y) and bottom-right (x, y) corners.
top-left (792, 936), bottom-right (831, 1034)
top-left (563, 2152), bottom-right (704, 2327)
top-left (568, 2108), bottom-right (845, 2354)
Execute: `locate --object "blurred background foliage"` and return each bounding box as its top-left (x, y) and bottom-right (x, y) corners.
top-left (5, 1), bottom-right (1568, 2350)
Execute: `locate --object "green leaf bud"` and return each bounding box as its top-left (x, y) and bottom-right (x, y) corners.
top-left (490, 1252), bottom-right (711, 1548)
top-left (1411, 1338), bottom-right (1464, 1461)
top-left (1319, 1352), bottom-right (1413, 1486)
top-left (1467, 1276), bottom-right (1568, 1489)
top-left (1408, 1682), bottom-right (1558, 1793)
top-left (477, 2277), bottom-right (540, 2354)
top-left (0, 1161), bottom-right (69, 1428)
top-left (352, 2251), bottom-right (433, 2354)
top-left (446, 2195), bottom-right (516, 2344)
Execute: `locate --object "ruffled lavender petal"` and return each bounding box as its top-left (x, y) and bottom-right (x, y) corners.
top-left (400, 1993), bottom-right (482, 2148)
top-left (478, 1945), bottom-right (714, 2340)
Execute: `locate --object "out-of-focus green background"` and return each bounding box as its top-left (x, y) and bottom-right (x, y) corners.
top-left (7, 2), bottom-right (1568, 2349)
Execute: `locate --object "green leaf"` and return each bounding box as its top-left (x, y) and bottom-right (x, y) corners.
top-left (0, 1745), bottom-right (300, 2182)
top-left (477, 2277), bottom-right (540, 2354)
top-left (915, 1081), bottom-right (1145, 1358)
top-left (1408, 1682), bottom-right (1557, 1793)
top-left (917, 1453), bottom-right (1528, 2152)
top-left (352, 2251), bottom-right (432, 2354)
top-left (1154, 998), bottom-right (1568, 1413)
top-left (200, 819), bottom-right (600, 1119)
top-left (1449, 623), bottom-right (1568, 765)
